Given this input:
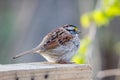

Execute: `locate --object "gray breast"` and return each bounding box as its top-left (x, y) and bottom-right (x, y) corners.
top-left (41, 34), bottom-right (80, 62)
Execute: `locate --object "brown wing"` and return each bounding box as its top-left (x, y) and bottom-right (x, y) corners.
top-left (40, 27), bottom-right (73, 50)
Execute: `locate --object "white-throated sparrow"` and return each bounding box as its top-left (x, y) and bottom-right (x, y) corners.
top-left (13, 24), bottom-right (80, 64)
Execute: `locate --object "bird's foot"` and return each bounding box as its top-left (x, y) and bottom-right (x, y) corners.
top-left (57, 60), bottom-right (75, 64)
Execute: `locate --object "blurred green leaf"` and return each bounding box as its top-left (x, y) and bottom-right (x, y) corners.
top-left (80, 0), bottom-right (120, 27)
top-left (105, 6), bottom-right (120, 17)
top-left (92, 10), bottom-right (109, 26)
top-left (72, 36), bottom-right (91, 64)
top-left (80, 13), bottom-right (91, 28)
top-left (77, 0), bottom-right (120, 64)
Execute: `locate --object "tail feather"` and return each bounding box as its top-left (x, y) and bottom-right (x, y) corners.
top-left (13, 47), bottom-right (40, 59)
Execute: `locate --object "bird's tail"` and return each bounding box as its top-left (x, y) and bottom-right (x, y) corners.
top-left (13, 47), bottom-right (40, 59)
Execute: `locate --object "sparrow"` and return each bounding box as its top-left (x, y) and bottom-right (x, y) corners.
top-left (13, 24), bottom-right (80, 64)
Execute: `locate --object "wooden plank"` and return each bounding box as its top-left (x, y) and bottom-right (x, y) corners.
top-left (0, 62), bottom-right (92, 80)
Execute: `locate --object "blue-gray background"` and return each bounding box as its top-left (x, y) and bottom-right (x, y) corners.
top-left (1, 1), bottom-right (120, 80)
top-left (0, 0), bottom-right (85, 64)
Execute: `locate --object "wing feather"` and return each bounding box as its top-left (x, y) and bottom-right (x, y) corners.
top-left (40, 27), bottom-right (73, 50)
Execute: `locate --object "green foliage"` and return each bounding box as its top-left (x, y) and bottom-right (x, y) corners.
top-left (73, 0), bottom-right (120, 64)
top-left (81, 0), bottom-right (120, 27)
top-left (72, 37), bottom-right (91, 64)
top-left (103, 0), bottom-right (120, 17)
top-left (80, 13), bottom-right (91, 28)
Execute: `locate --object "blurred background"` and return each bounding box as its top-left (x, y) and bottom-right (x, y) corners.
top-left (0, 0), bottom-right (120, 80)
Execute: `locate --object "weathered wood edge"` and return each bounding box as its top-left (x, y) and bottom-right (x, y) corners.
top-left (0, 62), bottom-right (92, 80)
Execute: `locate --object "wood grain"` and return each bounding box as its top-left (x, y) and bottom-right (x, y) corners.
top-left (0, 62), bottom-right (92, 80)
